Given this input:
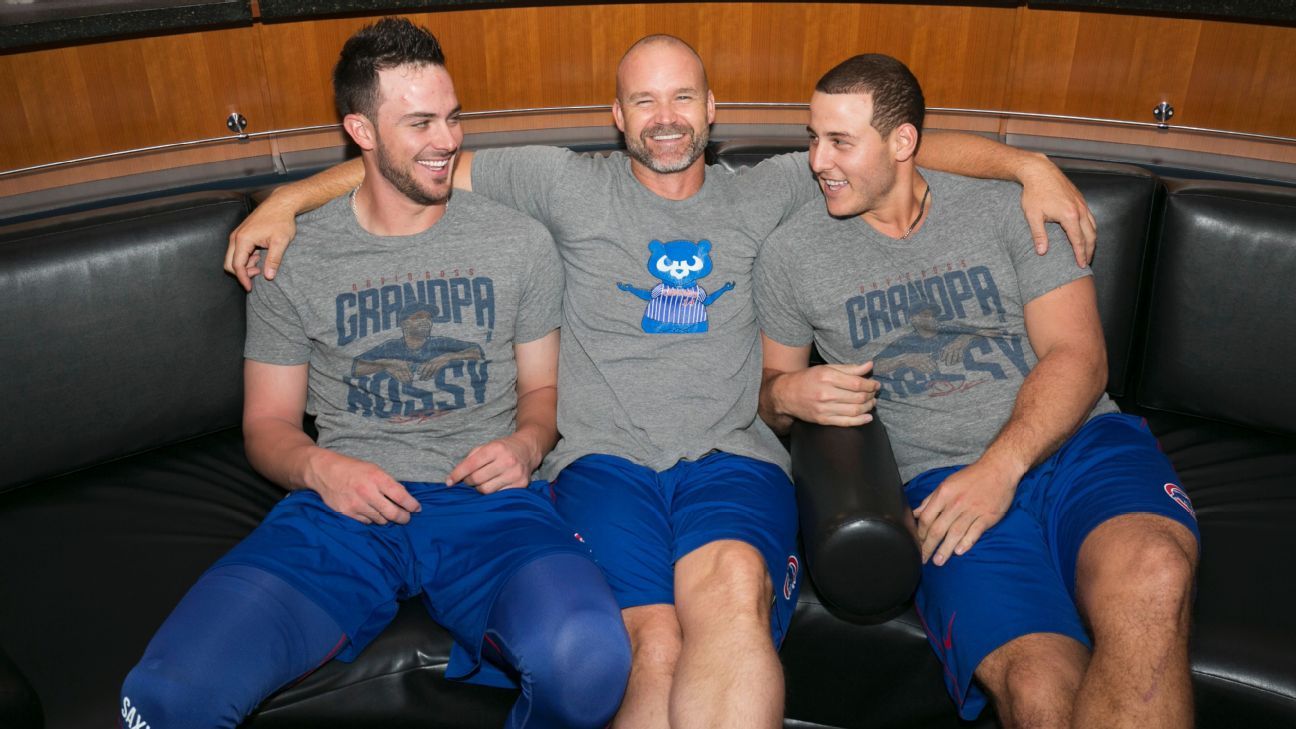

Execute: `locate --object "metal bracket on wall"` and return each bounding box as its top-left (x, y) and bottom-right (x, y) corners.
top-left (1153, 102), bottom-right (1175, 130)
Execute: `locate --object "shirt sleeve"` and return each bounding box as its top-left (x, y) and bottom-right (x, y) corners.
top-left (470, 146), bottom-right (575, 225)
top-left (245, 271), bottom-right (310, 365)
top-left (754, 223), bottom-right (815, 347)
top-left (514, 223), bottom-right (565, 344)
top-left (1001, 186), bottom-right (1092, 304)
top-left (735, 151), bottom-right (821, 238)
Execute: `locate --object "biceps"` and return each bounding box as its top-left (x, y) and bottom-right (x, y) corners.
top-left (762, 334), bottom-right (813, 374)
top-left (1023, 278), bottom-right (1105, 361)
top-left (514, 329), bottom-right (559, 396)
top-left (243, 360), bottom-right (309, 426)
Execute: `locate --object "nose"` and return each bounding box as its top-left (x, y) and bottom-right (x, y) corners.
top-left (430, 119), bottom-right (462, 153)
top-left (808, 140), bottom-right (831, 174)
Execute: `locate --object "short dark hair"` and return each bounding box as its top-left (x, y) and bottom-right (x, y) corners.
top-left (333, 17), bottom-right (447, 119)
top-left (815, 54), bottom-right (924, 139)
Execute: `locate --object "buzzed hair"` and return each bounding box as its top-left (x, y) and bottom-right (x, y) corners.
top-left (815, 54), bottom-right (924, 139)
top-left (333, 17), bottom-right (447, 119)
top-left (616, 34), bottom-right (709, 98)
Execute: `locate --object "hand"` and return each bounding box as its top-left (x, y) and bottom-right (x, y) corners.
top-left (913, 459), bottom-right (1019, 566)
top-left (772, 362), bottom-right (880, 427)
top-left (224, 195), bottom-right (299, 291)
top-left (446, 434), bottom-right (539, 494)
top-left (1018, 158), bottom-right (1098, 267)
top-left (311, 453), bottom-right (421, 525)
top-left (616, 282), bottom-right (633, 292)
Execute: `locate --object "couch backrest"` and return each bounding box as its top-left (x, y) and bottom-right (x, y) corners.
top-left (1137, 179), bottom-right (1296, 437)
top-left (0, 192), bottom-right (252, 493)
top-left (1055, 160), bottom-right (1160, 398)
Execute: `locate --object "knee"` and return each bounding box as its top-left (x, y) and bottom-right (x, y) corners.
top-left (121, 659), bottom-right (233, 729)
top-left (1083, 525), bottom-right (1197, 618)
top-left (529, 608), bottom-right (631, 728)
top-left (677, 541), bottom-right (772, 619)
top-left (981, 650), bottom-right (1084, 729)
top-left (626, 608), bottom-right (682, 674)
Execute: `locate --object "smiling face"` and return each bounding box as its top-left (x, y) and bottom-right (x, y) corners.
top-left (366, 63), bottom-right (462, 206)
top-left (613, 40), bottom-right (715, 175)
top-left (806, 90), bottom-right (898, 219)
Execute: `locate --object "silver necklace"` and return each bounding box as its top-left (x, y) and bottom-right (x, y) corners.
top-left (900, 184), bottom-right (931, 240)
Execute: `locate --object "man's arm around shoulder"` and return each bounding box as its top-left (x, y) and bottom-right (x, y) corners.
top-left (913, 277), bottom-right (1108, 566)
top-left (446, 329), bottom-right (559, 493)
top-left (759, 334), bottom-right (880, 436)
top-left (243, 359), bottom-right (421, 524)
top-left (916, 132), bottom-right (1097, 265)
top-left (224, 152), bottom-right (477, 289)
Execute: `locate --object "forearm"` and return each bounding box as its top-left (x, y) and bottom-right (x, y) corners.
top-left (512, 385), bottom-right (558, 470)
top-left (916, 131), bottom-right (1048, 183)
top-left (262, 157), bottom-right (365, 216)
top-left (243, 416), bottom-right (336, 492)
top-left (759, 369), bottom-right (796, 436)
top-left (978, 348), bottom-right (1106, 479)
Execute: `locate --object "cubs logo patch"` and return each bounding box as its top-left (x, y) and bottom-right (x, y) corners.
top-left (1164, 483), bottom-right (1196, 518)
top-left (782, 555), bottom-right (800, 600)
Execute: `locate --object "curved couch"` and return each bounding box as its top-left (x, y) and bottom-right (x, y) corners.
top-left (0, 143), bottom-right (1293, 729)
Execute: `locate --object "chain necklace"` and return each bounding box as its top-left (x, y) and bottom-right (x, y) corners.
top-left (900, 184), bottom-right (931, 240)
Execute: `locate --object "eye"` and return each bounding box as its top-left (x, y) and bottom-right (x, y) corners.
top-left (412, 120), bottom-right (429, 129)
top-left (447, 115), bottom-right (461, 127)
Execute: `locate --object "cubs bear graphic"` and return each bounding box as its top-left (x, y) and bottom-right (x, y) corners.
top-left (616, 239), bottom-right (734, 333)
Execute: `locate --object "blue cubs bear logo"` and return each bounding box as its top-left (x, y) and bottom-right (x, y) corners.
top-left (616, 239), bottom-right (735, 334)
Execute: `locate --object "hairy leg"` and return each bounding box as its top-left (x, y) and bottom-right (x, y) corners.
top-left (1072, 513), bottom-right (1198, 729)
top-left (975, 632), bottom-right (1089, 729)
top-left (671, 540), bottom-right (782, 729)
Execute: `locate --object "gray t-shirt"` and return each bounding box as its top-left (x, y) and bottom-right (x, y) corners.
top-left (472, 147), bottom-right (819, 477)
top-left (756, 168), bottom-right (1119, 482)
top-left (245, 190), bottom-right (563, 483)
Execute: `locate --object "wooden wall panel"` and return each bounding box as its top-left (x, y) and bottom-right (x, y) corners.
top-left (3, 2), bottom-right (1293, 193)
top-left (1008, 8), bottom-right (1296, 137)
top-left (1185, 21), bottom-right (1296, 137)
top-left (257, 3), bottom-right (1018, 128)
top-left (1, 27), bottom-right (274, 172)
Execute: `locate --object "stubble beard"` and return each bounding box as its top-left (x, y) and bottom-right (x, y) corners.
top-left (625, 122), bottom-right (709, 174)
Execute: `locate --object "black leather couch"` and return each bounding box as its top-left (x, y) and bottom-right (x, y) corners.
top-left (1, 148), bottom-right (1293, 729)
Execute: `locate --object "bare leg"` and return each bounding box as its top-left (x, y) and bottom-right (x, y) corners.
top-left (671, 540), bottom-right (782, 729)
top-left (1072, 513), bottom-right (1198, 729)
top-left (611, 604), bottom-right (680, 729)
top-left (976, 632), bottom-right (1089, 729)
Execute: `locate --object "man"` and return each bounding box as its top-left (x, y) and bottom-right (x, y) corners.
top-left (120, 19), bottom-right (630, 729)
top-left (224, 35), bottom-right (1096, 729)
top-left (756, 54), bottom-right (1199, 728)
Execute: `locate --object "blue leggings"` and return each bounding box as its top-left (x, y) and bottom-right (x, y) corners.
top-left (121, 555), bottom-right (630, 728)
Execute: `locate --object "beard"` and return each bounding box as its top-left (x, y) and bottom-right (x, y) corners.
top-left (624, 121), bottom-right (709, 174)
top-left (375, 136), bottom-right (453, 206)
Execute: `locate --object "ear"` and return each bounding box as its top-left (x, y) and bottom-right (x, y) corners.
top-left (344, 113), bottom-right (377, 152)
top-left (612, 99), bottom-right (627, 133)
top-left (696, 239), bottom-right (711, 255)
top-left (892, 122), bottom-right (919, 163)
top-left (649, 239), bottom-right (665, 253)
top-left (705, 89), bottom-right (716, 126)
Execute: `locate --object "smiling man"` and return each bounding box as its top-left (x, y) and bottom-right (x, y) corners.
top-left (119, 19), bottom-right (630, 729)
top-left (756, 54), bottom-right (1200, 728)
top-left (223, 33), bottom-right (1099, 729)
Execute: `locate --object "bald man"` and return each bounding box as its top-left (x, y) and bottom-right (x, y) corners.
top-left (225, 34), bottom-right (1097, 729)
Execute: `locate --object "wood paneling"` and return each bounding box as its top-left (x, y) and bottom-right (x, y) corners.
top-left (1, 27), bottom-right (273, 173)
top-left (2, 2), bottom-right (1293, 195)
top-left (1008, 8), bottom-right (1296, 137)
top-left (256, 3), bottom-right (1018, 125)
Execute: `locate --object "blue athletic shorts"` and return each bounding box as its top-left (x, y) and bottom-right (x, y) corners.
top-left (551, 452), bottom-right (801, 647)
top-left (211, 480), bottom-right (589, 681)
top-left (903, 413), bottom-right (1200, 720)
